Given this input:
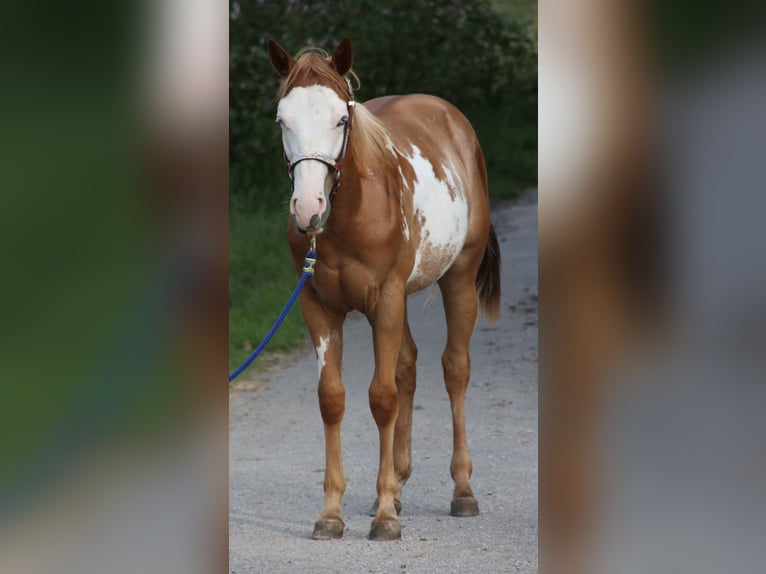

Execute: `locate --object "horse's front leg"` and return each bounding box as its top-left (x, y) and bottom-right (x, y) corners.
top-left (300, 290), bottom-right (347, 540)
top-left (367, 284), bottom-right (406, 541)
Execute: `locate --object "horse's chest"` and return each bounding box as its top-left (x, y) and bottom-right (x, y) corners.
top-left (401, 146), bottom-right (469, 292)
top-left (313, 259), bottom-right (379, 314)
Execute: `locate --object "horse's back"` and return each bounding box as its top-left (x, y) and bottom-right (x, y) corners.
top-left (366, 94), bottom-right (481, 159)
top-left (364, 94), bottom-right (490, 292)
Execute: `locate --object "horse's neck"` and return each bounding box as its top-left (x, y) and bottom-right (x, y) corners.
top-left (334, 164), bottom-right (364, 222)
top-left (328, 117), bottom-right (399, 237)
top-left (339, 149), bottom-right (394, 211)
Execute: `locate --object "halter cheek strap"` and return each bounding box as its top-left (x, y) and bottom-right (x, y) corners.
top-left (284, 99), bottom-right (355, 203)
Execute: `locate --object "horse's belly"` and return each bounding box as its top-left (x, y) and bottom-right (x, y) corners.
top-left (403, 146), bottom-right (469, 293)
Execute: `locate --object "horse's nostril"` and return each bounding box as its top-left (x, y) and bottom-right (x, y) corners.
top-left (309, 214), bottom-right (321, 228)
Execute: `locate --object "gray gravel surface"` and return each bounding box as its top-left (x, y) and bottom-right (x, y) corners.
top-left (230, 197), bottom-right (538, 573)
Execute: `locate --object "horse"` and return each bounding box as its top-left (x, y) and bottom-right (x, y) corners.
top-left (267, 37), bottom-right (501, 541)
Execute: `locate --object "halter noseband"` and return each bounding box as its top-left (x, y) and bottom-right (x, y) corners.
top-left (283, 83), bottom-right (355, 203)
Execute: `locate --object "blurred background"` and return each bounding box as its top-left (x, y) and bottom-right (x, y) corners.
top-left (0, 0), bottom-right (228, 572)
top-left (228, 0), bottom-right (537, 372)
top-left (539, 1), bottom-right (766, 573)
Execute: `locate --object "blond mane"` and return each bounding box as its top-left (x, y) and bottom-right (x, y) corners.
top-left (276, 49), bottom-right (392, 176)
top-left (347, 102), bottom-right (392, 176)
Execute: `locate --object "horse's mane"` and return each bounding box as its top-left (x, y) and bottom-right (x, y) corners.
top-left (276, 49), bottom-right (392, 176)
top-left (348, 101), bottom-right (392, 176)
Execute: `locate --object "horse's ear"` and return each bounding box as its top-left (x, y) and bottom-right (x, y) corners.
top-left (268, 40), bottom-right (295, 77)
top-left (331, 37), bottom-right (353, 77)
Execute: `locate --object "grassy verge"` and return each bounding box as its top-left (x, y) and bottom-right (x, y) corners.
top-left (229, 206), bottom-right (308, 373)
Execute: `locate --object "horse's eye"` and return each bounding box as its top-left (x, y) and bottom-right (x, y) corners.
top-left (336, 115), bottom-right (349, 127)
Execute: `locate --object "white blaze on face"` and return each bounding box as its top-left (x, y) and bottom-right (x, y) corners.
top-left (405, 145), bottom-right (469, 290)
top-left (316, 335), bottom-right (329, 378)
top-left (277, 85), bottom-right (348, 230)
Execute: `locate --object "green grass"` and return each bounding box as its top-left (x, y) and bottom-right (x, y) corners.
top-left (229, 206), bottom-right (308, 374)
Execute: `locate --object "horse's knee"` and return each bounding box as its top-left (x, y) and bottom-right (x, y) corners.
top-left (318, 377), bottom-right (345, 425)
top-left (369, 379), bottom-right (398, 426)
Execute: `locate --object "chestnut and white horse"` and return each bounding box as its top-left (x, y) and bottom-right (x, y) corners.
top-left (268, 38), bottom-right (500, 541)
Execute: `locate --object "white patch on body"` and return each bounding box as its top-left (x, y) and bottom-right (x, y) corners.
top-left (316, 335), bottom-right (329, 378)
top-left (404, 145), bottom-right (469, 290)
top-left (398, 165), bottom-right (410, 240)
top-left (441, 158), bottom-right (460, 191)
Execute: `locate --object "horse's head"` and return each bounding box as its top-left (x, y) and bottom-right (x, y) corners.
top-left (268, 38), bottom-right (355, 235)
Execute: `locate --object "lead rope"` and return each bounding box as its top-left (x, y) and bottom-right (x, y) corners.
top-left (228, 237), bottom-right (317, 382)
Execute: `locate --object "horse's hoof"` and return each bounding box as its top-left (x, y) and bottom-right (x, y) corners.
top-left (369, 520), bottom-right (402, 541)
top-left (450, 497), bottom-right (480, 517)
top-left (312, 519), bottom-right (344, 540)
top-left (368, 497), bottom-right (402, 517)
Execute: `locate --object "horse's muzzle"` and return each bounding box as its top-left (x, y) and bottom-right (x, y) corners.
top-left (293, 208), bottom-right (330, 235)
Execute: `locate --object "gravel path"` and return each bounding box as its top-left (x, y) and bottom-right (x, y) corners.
top-left (230, 196), bottom-right (538, 573)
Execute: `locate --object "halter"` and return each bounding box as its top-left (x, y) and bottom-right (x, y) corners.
top-left (283, 80), bottom-right (355, 203)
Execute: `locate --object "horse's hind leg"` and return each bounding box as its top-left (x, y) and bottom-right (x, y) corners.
top-left (393, 312), bottom-right (417, 512)
top-left (439, 270), bottom-right (481, 517)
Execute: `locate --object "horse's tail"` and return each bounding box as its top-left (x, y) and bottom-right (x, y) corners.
top-left (476, 224), bottom-right (501, 323)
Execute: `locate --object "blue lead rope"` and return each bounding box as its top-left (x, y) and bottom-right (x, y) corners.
top-left (228, 247), bottom-right (317, 382)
